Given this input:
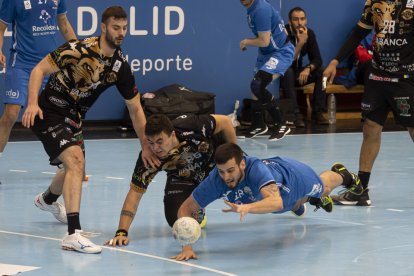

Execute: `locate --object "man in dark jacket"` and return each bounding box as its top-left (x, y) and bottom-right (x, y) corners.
top-left (281, 7), bottom-right (327, 126)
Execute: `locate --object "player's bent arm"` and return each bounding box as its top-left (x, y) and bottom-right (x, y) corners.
top-left (57, 13), bottom-right (77, 41)
top-left (105, 185), bottom-right (145, 247)
top-left (245, 183), bottom-right (283, 214)
top-left (177, 195), bottom-right (201, 219)
top-left (125, 94), bottom-right (159, 168)
top-left (27, 58), bottom-right (57, 102)
top-left (211, 114), bottom-right (237, 144)
top-left (171, 195), bottom-right (201, 261)
top-left (22, 57), bottom-right (60, 127)
top-left (244, 31), bottom-right (271, 48)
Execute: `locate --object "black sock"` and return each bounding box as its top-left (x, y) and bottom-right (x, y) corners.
top-left (67, 212), bottom-right (81, 235)
top-left (42, 187), bottom-right (60, 205)
top-left (358, 171), bottom-right (371, 190)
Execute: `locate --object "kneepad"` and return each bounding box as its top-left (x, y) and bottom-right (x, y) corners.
top-left (250, 70), bottom-right (273, 102)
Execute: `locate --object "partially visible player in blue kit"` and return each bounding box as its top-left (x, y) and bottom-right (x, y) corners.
top-left (172, 143), bottom-right (363, 261)
top-left (239, 0), bottom-right (294, 141)
top-left (0, 0), bottom-right (76, 161)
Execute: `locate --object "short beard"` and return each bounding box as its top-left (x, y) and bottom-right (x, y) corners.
top-left (105, 33), bottom-right (118, 49)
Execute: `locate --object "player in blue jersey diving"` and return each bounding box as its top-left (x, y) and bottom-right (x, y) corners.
top-left (171, 143), bottom-right (363, 261)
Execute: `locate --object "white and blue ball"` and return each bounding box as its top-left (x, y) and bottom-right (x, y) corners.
top-left (172, 217), bottom-right (201, 246)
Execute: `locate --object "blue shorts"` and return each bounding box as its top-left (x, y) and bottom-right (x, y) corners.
top-left (270, 157), bottom-right (324, 213)
top-left (3, 67), bottom-right (48, 107)
top-left (255, 43), bottom-right (295, 76)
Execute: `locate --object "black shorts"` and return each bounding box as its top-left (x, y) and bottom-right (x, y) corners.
top-left (163, 175), bottom-right (198, 227)
top-left (32, 114), bottom-right (85, 166)
top-left (362, 73), bottom-right (414, 127)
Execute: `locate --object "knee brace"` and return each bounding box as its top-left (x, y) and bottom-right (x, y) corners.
top-left (250, 70), bottom-right (273, 104)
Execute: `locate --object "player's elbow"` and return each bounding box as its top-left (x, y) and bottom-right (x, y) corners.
top-left (270, 198), bottom-right (283, 212)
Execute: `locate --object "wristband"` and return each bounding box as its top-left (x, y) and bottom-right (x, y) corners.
top-left (115, 229), bottom-right (128, 237)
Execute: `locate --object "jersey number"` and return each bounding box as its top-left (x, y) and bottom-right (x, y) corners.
top-left (381, 20), bottom-right (395, 34)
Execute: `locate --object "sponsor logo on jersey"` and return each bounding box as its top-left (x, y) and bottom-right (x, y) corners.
top-left (106, 72), bottom-right (117, 83)
top-left (5, 89), bottom-right (19, 99)
top-left (59, 139), bottom-right (69, 148)
top-left (32, 9), bottom-right (57, 36)
top-left (24, 0), bottom-right (32, 10)
top-left (407, 0), bottom-right (414, 9)
top-left (182, 131), bottom-right (194, 136)
top-left (39, 10), bottom-right (51, 23)
top-left (402, 9), bottom-right (414, 20)
top-left (112, 60), bottom-right (122, 72)
top-left (376, 37), bottom-right (408, 47)
top-left (49, 96), bottom-right (69, 108)
top-left (368, 73), bottom-right (399, 82)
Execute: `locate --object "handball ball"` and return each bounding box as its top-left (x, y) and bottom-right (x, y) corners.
top-left (172, 217), bottom-right (201, 246)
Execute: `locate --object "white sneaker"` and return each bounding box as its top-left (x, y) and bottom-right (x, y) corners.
top-left (34, 193), bottom-right (67, 224)
top-left (62, 230), bottom-right (102, 254)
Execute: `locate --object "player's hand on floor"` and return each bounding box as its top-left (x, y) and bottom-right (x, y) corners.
top-left (104, 236), bottom-right (129, 246)
top-left (170, 246), bottom-right (197, 261)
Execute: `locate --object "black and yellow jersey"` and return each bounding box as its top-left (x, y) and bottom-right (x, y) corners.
top-left (39, 36), bottom-right (137, 118)
top-left (361, 0), bottom-right (414, 77)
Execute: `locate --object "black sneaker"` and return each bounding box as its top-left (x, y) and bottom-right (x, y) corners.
top-left (309, 196), bottom-right (333, 212)
top-left (294, 113), bottom-right (305, 128)
top-left (268, 125), bottom-right (291, 141)
top-left (285, 120), bottom-right (296, 129)
top-left (331, 189), bottom-right (371, 206)
top-left (311, 112), bottom-right (329, 125)
top-left (331, 163), bottom-right (363, 196)
top-left (245, 125), bottom-right (268, 138)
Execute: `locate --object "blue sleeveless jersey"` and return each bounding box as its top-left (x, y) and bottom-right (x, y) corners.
top-left (0, 0), bottom-right (67, 68)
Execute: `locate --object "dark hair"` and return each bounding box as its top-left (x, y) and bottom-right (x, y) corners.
top-left (145, 114), bottom-right (174, 137)
top-left (214, 143), bottom-right (244, 165)
top-left (288, 7), bottom-right (306, 20)
top-left (101, 6), bottom-right (127, 23)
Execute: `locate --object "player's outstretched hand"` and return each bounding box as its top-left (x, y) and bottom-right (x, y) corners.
top-left (222, 200), bottom-right (248, 222)
top-left (170, 245), bottom-right (197, 261)
top-left (104, 236), bottom-right (129, 247)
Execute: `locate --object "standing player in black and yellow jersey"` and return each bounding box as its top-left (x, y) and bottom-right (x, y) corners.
top-left (22, 6), bottom-right (159, 253)
top-left (324, 0), bottom-right (414, 206)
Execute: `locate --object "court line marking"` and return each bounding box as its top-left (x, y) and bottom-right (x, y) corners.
top-left (7, 130), bottom-right (406, 145)
top-left (9, 169), bottom-right (28, 173)
top-left (310, 217), bottom-right (366, 226)
top-left (387, 208), bottom-right (404, 212)
top-left (352, 244), bottom-right (414, 263)
top-left (0, 230), bottom-right (237, 276)
top-left (105, 176), bottom-right (125, 180)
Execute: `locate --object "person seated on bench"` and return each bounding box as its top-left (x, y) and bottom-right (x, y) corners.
top-left (281, 7), bottom-right (327, 126)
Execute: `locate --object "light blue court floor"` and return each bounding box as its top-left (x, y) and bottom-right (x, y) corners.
top-left (1, 132), bottom-right (414, 276)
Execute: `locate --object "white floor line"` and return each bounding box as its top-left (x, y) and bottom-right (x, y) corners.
top-left (0, 230), bottom-right (237, 276)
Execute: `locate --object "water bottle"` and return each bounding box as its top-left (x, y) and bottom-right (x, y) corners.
top-left (327, 93), bottom-right (336, 124)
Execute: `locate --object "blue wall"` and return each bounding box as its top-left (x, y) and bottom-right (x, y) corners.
top-left (0, 0), bottom-right (364, 121)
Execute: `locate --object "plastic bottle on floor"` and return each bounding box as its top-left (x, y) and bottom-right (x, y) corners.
top-left (327, 94), bottom-right (336, 124)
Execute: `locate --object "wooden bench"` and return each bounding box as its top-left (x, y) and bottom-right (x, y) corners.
top-left (299, 83), bottom-right (364, 120)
